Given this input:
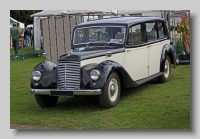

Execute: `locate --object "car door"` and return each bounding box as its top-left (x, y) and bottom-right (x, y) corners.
top-left (145, 21), bottom-right (163, 76)
top-left (123, 23), bottom-right (148, 81)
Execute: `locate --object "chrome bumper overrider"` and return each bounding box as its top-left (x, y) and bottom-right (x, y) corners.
top-left (30, 88), bottom-right (102, 96)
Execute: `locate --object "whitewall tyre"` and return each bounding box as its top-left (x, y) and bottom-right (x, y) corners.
top-left (157, 56), bottom-right (171, 83)
top-left (98, 72), bottom-right (121, 109)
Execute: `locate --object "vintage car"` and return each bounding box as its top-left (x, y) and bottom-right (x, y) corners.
top-left (30, 16), bottom-right (175, 109)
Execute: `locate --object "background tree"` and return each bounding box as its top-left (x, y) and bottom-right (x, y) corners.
top-left (10, 10), bottom-right (42, 27)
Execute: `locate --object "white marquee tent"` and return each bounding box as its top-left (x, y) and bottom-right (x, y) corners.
top-left (30, 10), bottom-right (116, 63)
top-left (10, 17), bottom-right (25, 29)
top-left (31, 10), bottom-right (116, 17)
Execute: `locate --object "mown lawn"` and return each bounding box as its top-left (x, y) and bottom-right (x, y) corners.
top-left (10, 51), bottom-right (190, 129)
top-left (10, 47), bottom-right (42, 56)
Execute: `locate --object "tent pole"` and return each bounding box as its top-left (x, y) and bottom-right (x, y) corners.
top-left (69, 15), bottom-right (71, 43)
top-left (54, 16), bottom-right (58, 62)
top-left (48, 16), bottom-right (52, 61)
top-left (62, 15), bottom-right (66, 53)
top-left (75, 15), bottom-right (77, 25)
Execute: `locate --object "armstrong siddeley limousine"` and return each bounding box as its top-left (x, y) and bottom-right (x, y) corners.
top-left (30, 16), bottom-right (176, 109)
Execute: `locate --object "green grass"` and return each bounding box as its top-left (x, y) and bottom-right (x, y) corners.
top-left (10, 56), bottom-right (190, 129)
top-left (10, 47), bottom-right (43, 56)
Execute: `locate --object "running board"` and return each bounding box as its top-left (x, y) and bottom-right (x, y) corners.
top-left (134, 72), bottom-right (163, 86)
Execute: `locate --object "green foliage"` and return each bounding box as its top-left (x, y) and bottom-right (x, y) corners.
top-left (10, 10), bottom-right (42, 26)
top-left (168, 26), bottom-right (175, 31)
top-left (10, 56), bottom-right (190, 129)
top-left (175, 38), bottom-right (185, 55)
top-left (176, 12), bottom-right (190, 52)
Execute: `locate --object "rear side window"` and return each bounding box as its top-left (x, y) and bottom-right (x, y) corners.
top-left (157, 21), bottom-right (165, 38)
top-left (128, 24), bottom-right (143, 45)
top-left (145, 21), bottom-right (166, 41)
top-left (146, 22), bottom-right (157, 41)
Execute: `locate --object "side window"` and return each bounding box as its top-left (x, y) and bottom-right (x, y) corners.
top-left (146, 22), bottom-right (157, 41)
top-left (128, 24), bottom-right (143, 45)
top-left (157, 21), bottom-right (165, 38)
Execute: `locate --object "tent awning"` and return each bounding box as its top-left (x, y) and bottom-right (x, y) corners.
top-left (10, 17), bottom-right (25, 28)
top-left (31, 10), bottom-right (116, 17)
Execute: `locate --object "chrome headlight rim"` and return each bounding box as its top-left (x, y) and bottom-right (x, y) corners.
top-left (90, 70), bottom-right (100, 81)
top-left (32, 71), bottom-right (42, 82)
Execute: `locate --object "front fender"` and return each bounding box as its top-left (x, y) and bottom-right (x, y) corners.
top-left (160, 44), bottom-right (176, 72)
top-left (30, 61), bottom-right (57, 89)
top-left (81, 60), bottom-right (135, 89)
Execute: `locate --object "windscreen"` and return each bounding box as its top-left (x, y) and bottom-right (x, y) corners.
top-left (73, 26), bottom-right (126, 45)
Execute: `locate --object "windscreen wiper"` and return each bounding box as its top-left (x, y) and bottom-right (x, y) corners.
top-left (107, 42), bottom-right (122, 46)
top-left (86, 41), bottom-right (108, 47)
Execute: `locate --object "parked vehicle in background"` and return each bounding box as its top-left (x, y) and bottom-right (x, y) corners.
top-left (30, 16), bottom-right (176, 109)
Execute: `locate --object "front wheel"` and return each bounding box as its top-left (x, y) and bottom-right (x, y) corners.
top-left (34, 95), bottom-right (59, 108)
top-left (98, 72), bottom-right (121, 109)
top-left (157, 56), bottom-right (171, 83)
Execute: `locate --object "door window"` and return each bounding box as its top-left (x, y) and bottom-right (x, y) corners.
top-left (146, 22), bottom-right (157, 41)
top-left (128, 24), bottom-right (143, 45)
top-left (157, 21), bottom-right (165, 38)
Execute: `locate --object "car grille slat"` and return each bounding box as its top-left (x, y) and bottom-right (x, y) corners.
top-left (57, 61), bottom-right (80, 90)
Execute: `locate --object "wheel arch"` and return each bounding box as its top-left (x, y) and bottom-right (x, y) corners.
top-left (80, 60), bottom-right (135, 90)
top-left (160, 44), bottom-right (176, 72)
top-left (102, 61), bottom-right (134, 88)
top-left (112, 69), bottom-right (125, 89)
top-left (31, 61), bottom-right (57, 89)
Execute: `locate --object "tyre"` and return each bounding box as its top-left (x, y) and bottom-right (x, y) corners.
top-left (98, 72), bottom-right (121, 109)
top-left (34, 95), bottom-right (59, 108)
top-left (157, 56), bottom-right (171, 83)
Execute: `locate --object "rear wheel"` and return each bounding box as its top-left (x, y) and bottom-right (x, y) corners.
top-left (98, 72), bottom-right (121, 109)
top-left (157, 56), bottom-right (171, 83)
top-left (34, 95), bottom-right (59, 108)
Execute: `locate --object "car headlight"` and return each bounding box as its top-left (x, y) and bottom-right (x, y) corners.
top-left (90, 70), bottom-right (100, 81)
top-left (32, 71), bottom-right (41, 81)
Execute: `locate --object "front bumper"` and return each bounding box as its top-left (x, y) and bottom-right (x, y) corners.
top-left (30, 88), bottom-right (102, 96)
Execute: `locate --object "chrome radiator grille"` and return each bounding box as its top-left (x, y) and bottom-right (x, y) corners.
top-left (57, 61), bottom-right (80, 90)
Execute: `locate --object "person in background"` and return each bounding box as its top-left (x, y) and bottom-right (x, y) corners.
top-left (10, 22), bottom-right (20, 55)
top-left (23, 28), bottom-right (26, 47)
top-left (19, 28), bottom-right (22, 38)
top-left (30, 27), bottom-right (34, 47)
top-left (24, 27), bottom-right (32, 47)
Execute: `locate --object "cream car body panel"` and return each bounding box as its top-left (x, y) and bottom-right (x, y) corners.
top-left (123, 46), bottom-right (148, 81)
top-left (80, 52), bottom-right (125, 67)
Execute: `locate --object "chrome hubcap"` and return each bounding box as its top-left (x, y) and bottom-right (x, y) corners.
top-left (110, 84), bottom-right (116, 96)
top-left (108, 78), bottom-right (118, 102)
top-left (164, 59), bottom-right (170, 77)
top-left (164, 64), bottom-right (168, 73)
